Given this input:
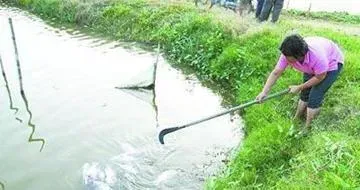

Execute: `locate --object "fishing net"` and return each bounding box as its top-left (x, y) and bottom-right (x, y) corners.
top-left (115, 44), bottom-right (160, 105)
top-left (116, 44), bottom-right (160, 90)
top-left (116, 66), bottom-right (155, 90)
top-left (115, 44), bottom-right (160, 126)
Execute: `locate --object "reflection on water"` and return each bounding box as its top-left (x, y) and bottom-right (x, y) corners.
top-left (0, 54), bottom-right (19, 113)
top-left (8, 17), bottom-right (45, 151)
top-left (152, 45), bottom-right (160, 128)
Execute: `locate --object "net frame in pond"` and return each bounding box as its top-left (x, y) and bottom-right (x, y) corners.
top-left (116, 44), bottom-right (160, 90)
top-left (115, 44), bottom-right (161, 127)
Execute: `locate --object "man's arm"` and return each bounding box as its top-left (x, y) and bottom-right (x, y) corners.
top-left (262, 68), bottom-right (284, 94)
top-left (301, 73), bottom-right (327, 89)
top-left (289, 72), bottom-right (327, 93)
top-left (256, 68), bottom-right (284, 101)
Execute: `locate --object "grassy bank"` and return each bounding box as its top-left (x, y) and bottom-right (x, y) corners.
top-left (3, 0), bottom-right (360, 189)
top-left (285, 9), bottom-right (360, 25)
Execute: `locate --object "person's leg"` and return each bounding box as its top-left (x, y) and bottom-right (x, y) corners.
top-left (255, 0), bottom-right (265, 18)
top-left (259, 0), bottom-right (274, 22)
top-left (295, 100), bottom-right (308, 120)
top-left (248, 0), bottom-right (255, 13)
top-left (223, 0), bottom-right (236, 11)
top-left (228, 2), bottom-right (237, 12)
top-left (208, 0), bottom-right (217, 9)
top-left (271, 0), bottom-right (284, 22)
top-left (295, 73), bottom-right (312, 120)
top-left (239, 0), bottom-right (252, 15)
top-left (305, 107), bottom-right (320, 129)
top-left (305, 63), bottom-right (343, 129)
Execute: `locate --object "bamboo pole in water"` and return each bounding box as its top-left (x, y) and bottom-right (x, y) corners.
top-left (8, 17), bottom-right (45, 152)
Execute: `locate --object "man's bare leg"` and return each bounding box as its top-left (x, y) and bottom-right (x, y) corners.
top-left (294, 100), bottom-right (308, 120)
top-left (305, 107), bottom-right (320, 129)
top-left (289, 100), bottom-right (308, 136)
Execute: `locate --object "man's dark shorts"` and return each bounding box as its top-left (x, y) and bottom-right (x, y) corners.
top-left (300, 63), bottom-right (343, 109)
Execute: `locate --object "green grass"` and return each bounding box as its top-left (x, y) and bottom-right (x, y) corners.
top-left (3, 0), bottom-right (360, 189)
top-left (285, 9), bottom-right (360, 25)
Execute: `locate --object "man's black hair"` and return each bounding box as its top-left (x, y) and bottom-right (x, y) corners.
top-left (279, 34), bottom-right (309, 59)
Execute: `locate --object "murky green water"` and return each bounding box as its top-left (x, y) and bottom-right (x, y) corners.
top-left (0, 6), bottom-right (242, 190)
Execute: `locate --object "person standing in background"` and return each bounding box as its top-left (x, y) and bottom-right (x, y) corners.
top-left (255, 0), bottom-right (265, 18)
top-left (258, 0), bottom-right (284, 22)
top-left (239, 0), bottom-right (254, 15)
